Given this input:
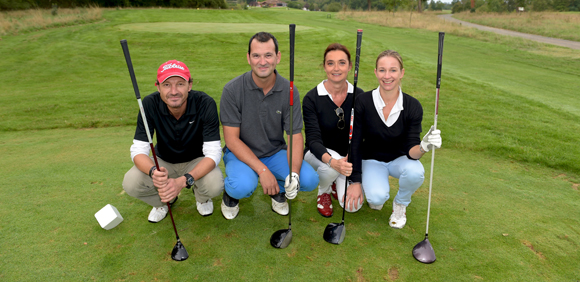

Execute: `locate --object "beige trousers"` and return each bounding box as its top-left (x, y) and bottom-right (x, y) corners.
top-left (122, 156), bottom-right (224, 207)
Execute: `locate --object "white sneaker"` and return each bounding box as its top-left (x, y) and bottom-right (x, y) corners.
top-left (148, 205), bottom-right (169, 223)
top-left (368, 203), bottom-right (384, 210)
top-left (196, 200), bottom-right (214, 216)
top-left (389, 202), bottom-right (407, 229)
top-left (221, 200), bottom-right (239, 220)
top-left (271, 198), bottom-right (289, 215)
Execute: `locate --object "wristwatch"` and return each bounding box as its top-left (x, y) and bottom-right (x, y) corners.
top-left (184, 173), bottom-right (195, 189)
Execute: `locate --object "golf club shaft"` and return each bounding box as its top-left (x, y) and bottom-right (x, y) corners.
top-left (120, 39), bottom-right (181, 240)
top-left (340, 29), bottom-right (363, 222)
top-left (425, 32), bottom-right (445, 235)
top-left (288, 23), bottom-right (295, 229)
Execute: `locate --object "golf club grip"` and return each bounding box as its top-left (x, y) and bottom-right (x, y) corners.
top-left (289, 24), bottom-right (295, 83)
top-left (349, 29), bottom-right (363, 145)
top-left (353, 29), bottom-right (363, 87)
top-left (436, 32), bottom-right (445, 89)
top-left (120, 39), bottom-right (141, 100)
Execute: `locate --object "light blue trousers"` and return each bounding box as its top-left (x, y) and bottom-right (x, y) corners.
top-left (223, 149), bottom-right (319, 199)
top-left (362, 156), bottom-right (425, 207)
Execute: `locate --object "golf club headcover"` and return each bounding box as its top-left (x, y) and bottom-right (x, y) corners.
top-left (284, 172), bottom-right (300, 199)
top-left (420, 125), bottom-right (442, 152)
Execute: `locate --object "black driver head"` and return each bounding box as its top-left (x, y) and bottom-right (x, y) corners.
top-left (171, 239), bottom-right (189, 261)
top-left (412, 236), bottom-right (436, 264)
top-left (270, 228), bottom-right (292, 249)
top-left (323, 222), bottom-right (345, 245)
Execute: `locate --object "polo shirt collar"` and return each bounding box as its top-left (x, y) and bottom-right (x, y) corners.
top-left (372, 86), bottom-right (404, 127)
top-left (316, 80), bottom-right (354, 102)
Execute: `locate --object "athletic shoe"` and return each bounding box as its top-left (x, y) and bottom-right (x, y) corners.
top-left (271, 193), bottom-right (289, 216)
top-left (221, 192), bottom-right (239, 220)
top-left (389, 202), bottom-right (407, 229)
top-left (148, 205), bottom-right (169, 223)
top-left (148, 196), bottom-right (178, 223)
top-left (331, 182), bottom-right (338, 200)
top-left (317, 193), bottom-right (333, 217)
top-left (368, 203), bottom-right (384, 210)
top-left (196, 200), bottom-right (213, 217)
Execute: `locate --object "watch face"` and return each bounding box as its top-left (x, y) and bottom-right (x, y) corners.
top-left (186, 174), bottom-right (194, 186)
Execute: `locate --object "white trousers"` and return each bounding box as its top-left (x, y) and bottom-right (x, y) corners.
top-left (304, 148), bottom-right (363, 212)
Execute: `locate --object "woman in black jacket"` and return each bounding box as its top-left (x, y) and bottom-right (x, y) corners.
top-left (349, 50), bottom-right (442, 229)
top-left (303, 43), bottom-right (365, 217)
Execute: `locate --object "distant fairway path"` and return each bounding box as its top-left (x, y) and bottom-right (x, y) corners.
top-left (117, 22), bottom-right (313, 33)
top-left (439, 14), bottom-right (580, 50)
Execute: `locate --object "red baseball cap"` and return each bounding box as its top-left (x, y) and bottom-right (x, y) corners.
top-left (156, 60), bottom-right (191, 85)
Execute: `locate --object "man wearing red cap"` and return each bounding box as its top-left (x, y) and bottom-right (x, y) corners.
top-left (123, 60), bottom-right (224, 222)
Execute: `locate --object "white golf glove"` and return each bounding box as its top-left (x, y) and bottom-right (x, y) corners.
top-left (284, 172), bottom-right (300, 200)
top-left (420, 125), bottom-right (442, 152)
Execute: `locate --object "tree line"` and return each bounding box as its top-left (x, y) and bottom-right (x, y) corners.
top-left (0, 0), bottom-right (227, 10)
top-left (2, 0), bottom-right (577, 12)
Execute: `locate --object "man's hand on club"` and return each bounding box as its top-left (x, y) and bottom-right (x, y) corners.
top-left (259, 169), bottom-right (279, 196)
top-left (284, 172), bottom-right (300, 200)
top-left (420, 125), bottom-right (442, 152)
top-left (153, 167), bottom-right (181, 203)
top-left (151, 167), bottom-right (168, 187)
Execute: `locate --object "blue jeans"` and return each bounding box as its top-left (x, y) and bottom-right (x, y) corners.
top-left (362, 156), bottom-right (425, 207)
top-left (223, 148), bottom-right (319, 199)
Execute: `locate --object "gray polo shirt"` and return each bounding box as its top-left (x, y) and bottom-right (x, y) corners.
top-left (220, 70), bottom-right (302, 158)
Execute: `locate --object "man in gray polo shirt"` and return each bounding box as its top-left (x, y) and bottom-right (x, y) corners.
top-left (219, 32), bottom-right (319, 220)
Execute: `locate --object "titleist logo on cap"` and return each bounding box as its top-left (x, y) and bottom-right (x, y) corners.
top-left (161, 63), bottom-right (185, 72)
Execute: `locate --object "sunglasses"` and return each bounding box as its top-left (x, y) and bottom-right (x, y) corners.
top-left (335, 107), bottom-right (345, 130)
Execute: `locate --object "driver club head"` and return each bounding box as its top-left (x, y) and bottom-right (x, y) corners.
top-left (412, 236), bottom-right (436, 264)
top-left (323, 222), bottom-right (345, 245)
top-left (171, 239), bottom-right (189, 261)
top-left (270, 228), bottom-right (292, 249)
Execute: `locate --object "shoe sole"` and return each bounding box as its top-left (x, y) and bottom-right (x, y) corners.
top-left (317, 209), bottom-right (333, 218)
top-left (271, 208), bottom-right (289, 216)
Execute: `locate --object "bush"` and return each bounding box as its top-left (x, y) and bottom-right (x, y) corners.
top-left (286, 1), bottom-right (302, 9)
top-left (0, 0), bottom-right (34, 10)
top-left (326, 2), bottom-right (342, 11)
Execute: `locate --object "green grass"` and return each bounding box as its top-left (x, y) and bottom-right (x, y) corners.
top-left (1, 8), bottom-right (579, 281)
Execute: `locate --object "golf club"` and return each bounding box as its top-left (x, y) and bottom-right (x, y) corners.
top-left (270, 23), bottom-right (296, 249)
top-left (323, 29), bottom-right (363, 245)
top-left (412, 32), bottom-right (445, 264)
top-left (120, 39), bottom-right (189, 261)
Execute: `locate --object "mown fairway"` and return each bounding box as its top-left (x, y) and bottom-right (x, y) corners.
top-left (1, 8), bottom-right (579, 281)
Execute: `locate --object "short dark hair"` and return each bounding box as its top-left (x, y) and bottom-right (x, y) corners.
top-left (323, 43), bottom-right (351, 66)
top-left (248, 32), bottom-right (279, 54)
